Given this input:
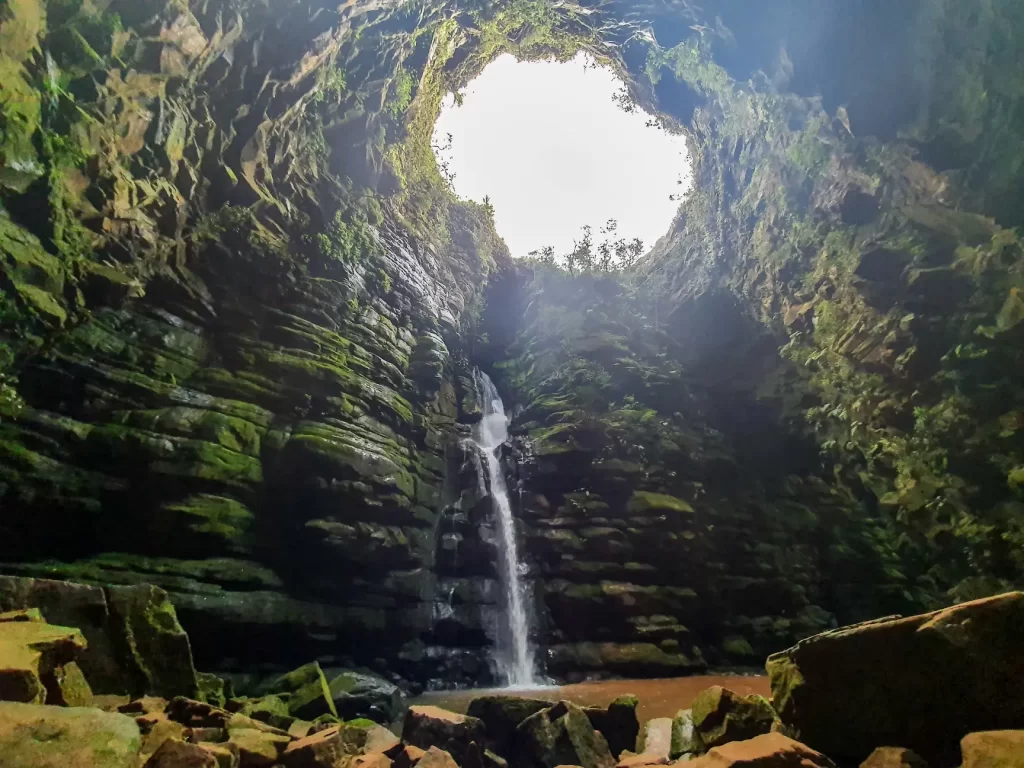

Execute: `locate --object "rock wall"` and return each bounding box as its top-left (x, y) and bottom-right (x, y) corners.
top-left (2, 0), bottom-right (1024, 687)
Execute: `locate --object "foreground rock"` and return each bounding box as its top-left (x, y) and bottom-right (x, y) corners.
top-left (516, 701), bottom-right (616, 768)
top-left (0, 577), bottom-right (198, 698)
top-left (0, 701), bottom-right (141, 767)
top-left (638, 718), bottom-right (673, 759)
top-left (0, 609), bottom-right (91, 706)
top-left (688, 733), bottom-right (836, 767)
top-left (859, 747), bottom-right (928, 768)
top-left (467, 695), bottom-right (551, 754)
top-left (583, 696), bottom-right (640, 758)
top-left (403, 705), bottom-right (485, 762)
top-left (960, 731), bottom-right (1024, 768)
top-left (687, 687), bottom-right (776, 753)
top-left (767, 592), bottom-right (1024, 765)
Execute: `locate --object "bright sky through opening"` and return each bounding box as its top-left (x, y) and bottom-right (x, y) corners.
top-left (433, 53), bottom-right (692, 258)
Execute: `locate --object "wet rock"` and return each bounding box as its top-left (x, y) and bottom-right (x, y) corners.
top-left (516, 701), bottom-right (616, 768)
top-left (403, 705), bottom-right (485, 761)
top-left (584, 695), bottom-right (640, 757)
top-left (687, 733), bottom-right (836, 767)
top-left (267, 662), bottom-right (338, 720)
top-left (960, 731), bottom-right (1024, 768)
top-left (326, 669), bottom-right (405, 723)
top-left (688, 686), bottom-right (776, 751)
top-left (859, 747), bottom-right (929, 768)
top-left (767, 592), bottom-right (1024, 765)
top-left (0, 701), bottom-right (141, 767)
top-left (467, 694), bottom-right (551, 753)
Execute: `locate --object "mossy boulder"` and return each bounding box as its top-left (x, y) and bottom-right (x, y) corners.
top-left (0, 616), bottom-right (88, 705)
top-left (584, 695), bottom-right (639, 758)
top-left (467, 695), bottom-right (552, 754)
top-left (326, 669), bottom-right (405, 723)
top-left (0, 701), bottom-right (141, 768)
top-left (687, 686), bottom-right (776, 752)
top-left (767, 592), bottom-right (1024, 765)
top-left (267, 662), bottom-right (338, 721)
top-left (105, 584), bottom-right (198, 699)
top-left (403, 706), bottom-right (485, 762)
top-left (515, 701), bottom-right (616, 768)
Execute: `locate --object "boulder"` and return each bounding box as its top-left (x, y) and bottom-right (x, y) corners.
top-left (0, 618), bottom-right (88, 705)
top-left (282, 725), bottom-right (349, 768)
top-left (393, 744), bottom-right (428, 768)
top-left (960, 731), bottom-right (1024, 768)
top-left (637, 718), bottom-right (673, 759)
top-left (689, 687), bottom-right (776, 751)
top-left (228, 727), bottom-right (290, 767)
top-left (327, 669), bottom-right (406, 723)
top-left (0, 576), bottom-right (199, 698)
top-left (584, 695), bottom-right (640, 757)
top-left (859, 747), bottom-right (929, 768)
top-left (417, 747), bottom-right (460, 768)
top-left (403, 705), bottom-right (485, 761)
top-left (266, 662), bottom-right (338, 720)
top-left (671, 710), bottom-right (699, 758)
top-left (687, 733), bottom-right (836, 767)
top-left (47, 660), bottom-right (94, 707)
top-left (146, 739), bottom-right (226, 768)
top-left (516, 701), bottom-right (616, 768)
top-left (767, 592), bottom-right (1024, 765)
top-left (467, 694), bottom-right (552, 753)
top-left (0, 701), bottom-right (141, 767)
top-left (137, 716), bottom-right (188, 765)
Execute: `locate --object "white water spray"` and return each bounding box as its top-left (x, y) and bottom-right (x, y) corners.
top-left (473, 370), bottom-right (537, 687)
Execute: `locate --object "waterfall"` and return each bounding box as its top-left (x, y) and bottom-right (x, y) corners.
top-left (473, 369), bottom-right (537, 687)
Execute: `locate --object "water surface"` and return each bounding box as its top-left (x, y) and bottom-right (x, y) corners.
top-left (414, 675), bottom-right (771, 722)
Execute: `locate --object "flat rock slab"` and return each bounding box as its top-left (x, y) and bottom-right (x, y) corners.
top-left (689, 733), bottom-right (836, 767)
top-left (960, 731), bottom-right (1024, 768)
top-left (0, 701), bottom-right (141, 768)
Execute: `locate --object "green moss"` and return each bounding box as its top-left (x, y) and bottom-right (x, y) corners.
top-left (162, 494), bottom-right (254, 551)
top-left (627, 491), bottom-right (694, 515)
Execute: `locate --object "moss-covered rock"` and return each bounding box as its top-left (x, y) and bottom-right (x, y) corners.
top-left (0, 701), bottom-right (141, 768)
top-left (767, 591), bottom-right (1024, 765)
top-left (687, 686), bottom-right (776, 753)
top-left (516, 701), bottom-right (616, 768)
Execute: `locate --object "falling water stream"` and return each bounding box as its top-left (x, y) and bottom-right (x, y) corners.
top-left (474, 370), bottom-right (538, 687)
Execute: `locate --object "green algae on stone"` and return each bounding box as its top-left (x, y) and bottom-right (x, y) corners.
top-left (0, 701), bottom-right (141, 768)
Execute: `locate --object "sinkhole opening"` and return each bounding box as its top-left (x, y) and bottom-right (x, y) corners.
top-left (433, 53), bottom-right (693, 261)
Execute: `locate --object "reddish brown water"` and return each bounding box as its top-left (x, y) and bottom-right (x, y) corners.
top-left (413, 675), bottom-right (770, 722)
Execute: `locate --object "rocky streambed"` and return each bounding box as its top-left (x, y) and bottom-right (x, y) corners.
top-left (1, 575), bottom-right (1023, 767)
